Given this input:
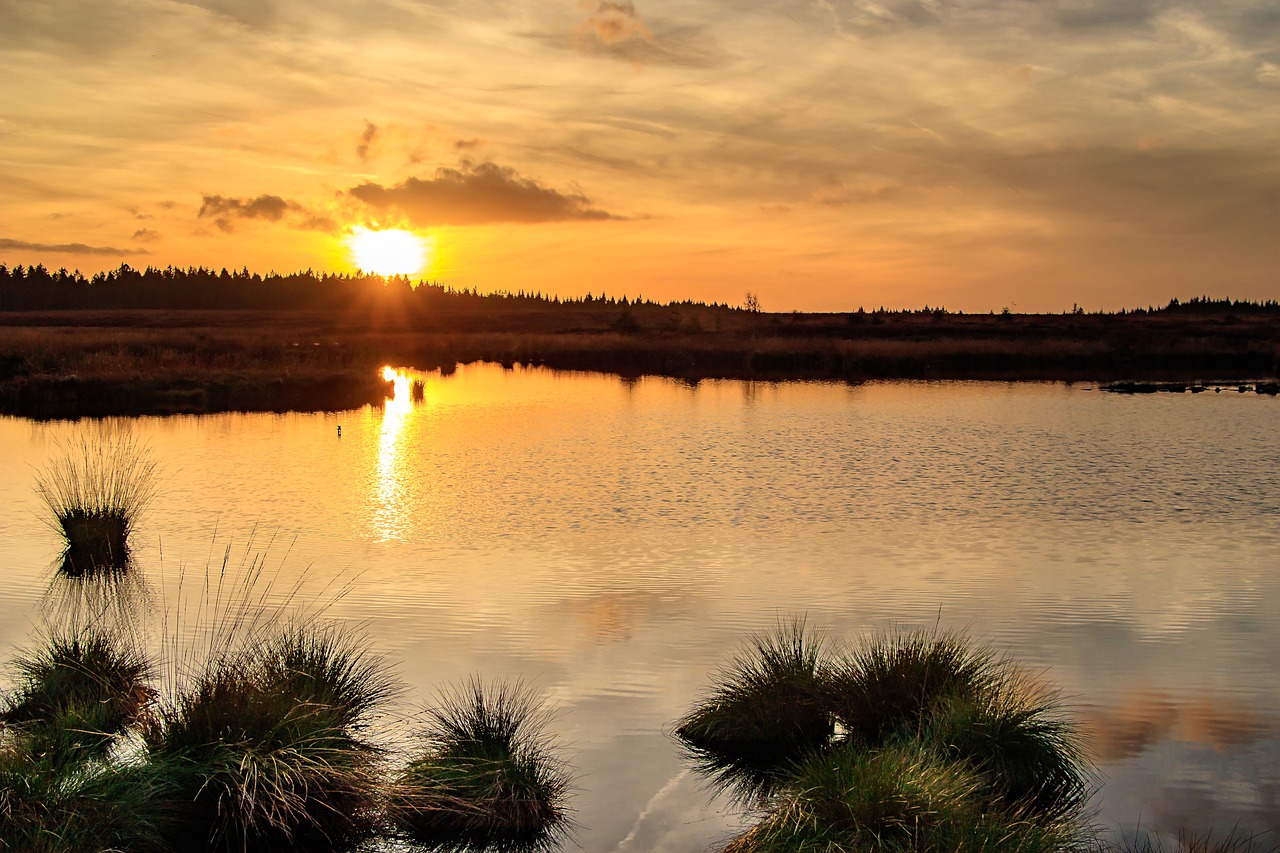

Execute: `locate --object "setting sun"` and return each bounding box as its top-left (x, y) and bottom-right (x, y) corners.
top-left (347, 228), bottom-right (427, 277)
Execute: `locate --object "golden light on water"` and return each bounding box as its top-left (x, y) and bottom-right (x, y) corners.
top-left (348, 227), bottom-right (428, 277)
top-left (372, 367), bottom-right (414, 541)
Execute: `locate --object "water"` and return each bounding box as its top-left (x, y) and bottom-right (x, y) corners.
top-left (1, 365), bottom-right (1277, 848)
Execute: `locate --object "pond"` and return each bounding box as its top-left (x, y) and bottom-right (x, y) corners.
top-left (1, 364), bottom-right (1277, 849)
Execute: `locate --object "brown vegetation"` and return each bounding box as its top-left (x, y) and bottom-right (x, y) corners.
top-left (1, 303), bottom-right (1277, 418)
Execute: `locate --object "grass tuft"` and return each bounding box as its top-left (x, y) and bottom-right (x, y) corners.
top-left (720, 740), bottom-right (1072, 853)
top-left (145, 623), bottom-right (393, 852)
top-left (825, 628), bottom-right (1003, 744)
top-left (1, 628), bottom-right (155, 764)
top-left (915, 672), bottom-right (1091, 822)
top-left (33, 422), bottom-right (159, 574)
top-left (389, 679), bottom-right (573, 852)
top-left (674, 619), bottom-right (833, 797)
top-left (0, 743), bottom-right (172, 853)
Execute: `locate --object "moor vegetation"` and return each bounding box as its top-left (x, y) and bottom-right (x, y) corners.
top-left (0, 619), bottom-right (575, 853)
top-left (678, 621), bottom-right (1278, 853)
top-left (1, 264), bottom-right (1278, 417)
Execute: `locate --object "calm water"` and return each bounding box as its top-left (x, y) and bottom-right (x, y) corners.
top-left (1, 365), bottom-right (1278, 849)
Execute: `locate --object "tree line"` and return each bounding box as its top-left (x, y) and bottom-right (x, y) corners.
top-left (0, 263), bottom-right (738, 313)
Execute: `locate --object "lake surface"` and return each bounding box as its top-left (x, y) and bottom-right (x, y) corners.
top-left (1, 364), bottom-right (1278, 849)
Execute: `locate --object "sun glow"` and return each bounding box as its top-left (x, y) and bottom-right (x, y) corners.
top-left (347, 227), bottom-right (427, 277)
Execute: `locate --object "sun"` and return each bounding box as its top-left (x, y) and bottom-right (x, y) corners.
top-left (347, 227), bottom-right (427, 277)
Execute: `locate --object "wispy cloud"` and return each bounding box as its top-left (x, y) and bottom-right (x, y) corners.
top-left (349, 161), bottom-right (623, 225)
top-left (0, 237), bottom-right (143, 256)
top-left (356, 120), bottom-right (379, 162)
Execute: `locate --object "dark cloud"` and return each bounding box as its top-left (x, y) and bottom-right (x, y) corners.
top-left (356, 120), bottom-right (378, 162)
top-left (0, 237), bottom-right (142, 256)
top-left (453, 138), bottom-right (484, 150)
top-left (198, 194), bottom-right (336, 233)
top-left (131, 228), bottom-right (161, 242)
top-left (349, 161), bottom-right (622, 225)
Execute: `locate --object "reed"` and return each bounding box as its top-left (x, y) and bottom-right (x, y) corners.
top-left (145, 623), bottom-right (393, 852)
top-left (34, 423), bottom-right (159, 574)
top-left (674, 619), bottom-right (832, 797)
top-left (389, 679), bottom-right (573, 852)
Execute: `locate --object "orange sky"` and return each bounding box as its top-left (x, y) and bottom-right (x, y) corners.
top-left (2, 0), bottom-right (1278, 311)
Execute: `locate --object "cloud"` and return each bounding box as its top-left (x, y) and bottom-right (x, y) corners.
top-left (198, 194), bottom-right (337, 233)
top-left (356, 120), bottom-right (378, 162)
top-left (132, 228), bottom-right (161, 242)
top-left (530, 2), bottom-right (721, 67)
top-left (349, 161), bottom-right (622, 225)
top-left (576, 1), bottom-right (651, 46)
top-left (0, 237), bottom-right (142, 256)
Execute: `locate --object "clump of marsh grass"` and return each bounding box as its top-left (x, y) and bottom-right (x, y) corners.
top-left (677, 622), bottom-right (1096, 853)
top-left (388, 679), bottom-right (574, 852)
top-left (719, 740), bottom-right (1072, 853)
top-left (33, 423), bottom-right (159, 575)
top-left (1, 628), bottom-right (155, 764)
top-left (0, 743), bottom-right (172, 853)
top-left (824, 627), bottom-right (1003, 744)
top-left (916, 674), bottom-right (1091, 822)
top-left (674, 619), bottom-right (833, 797)
top-left (144, 622), bottom-right (395, 852)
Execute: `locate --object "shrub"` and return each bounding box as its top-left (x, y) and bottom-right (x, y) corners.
top-left (389, 679), bottom-right (573, 852)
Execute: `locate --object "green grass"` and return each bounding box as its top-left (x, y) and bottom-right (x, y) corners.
top-left (825, 628), bottom-right (1004, 744)
top-left (678, 623), bottom-right (1096, 853)
top-left (720, 740), bottom-right (1073, 853)
top-left (914, 675), bottom-right (1090, 822)
top-left (0, 743), bottom-right (172, 853)
top-left (1, 628), bottom-right (155, 764)
top-left (674, 620), bottom-right (833, 797)
top-left (389, 679), bottom-right (573, 852)
top-left (144, 624), bottom-right (394, 852)
top-left (33, 423), bottom-right (158, 574)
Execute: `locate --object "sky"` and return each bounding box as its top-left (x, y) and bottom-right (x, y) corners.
top-left (2, 0), bottom-right (1278, 312)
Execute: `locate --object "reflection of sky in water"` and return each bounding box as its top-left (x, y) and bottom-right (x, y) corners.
top-left (1, 367), bottom-right (1279, 848)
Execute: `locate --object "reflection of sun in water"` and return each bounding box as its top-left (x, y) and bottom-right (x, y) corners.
top-left (372, 367), bottom-right (414, 541)
top-left (348, 227), bottom-right (428, 277)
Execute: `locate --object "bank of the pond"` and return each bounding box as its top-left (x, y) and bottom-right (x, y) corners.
top-left (1, 307), bottom-right (1277, 417)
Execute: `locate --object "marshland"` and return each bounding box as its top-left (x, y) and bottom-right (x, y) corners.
top-left (1, 267), bottom-right (1278, 418)
top-left (2, 361), bottom-right (1279, 851)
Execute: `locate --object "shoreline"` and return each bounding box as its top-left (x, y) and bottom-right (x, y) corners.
top-left (2, 308), bottom-right (1276, 418)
